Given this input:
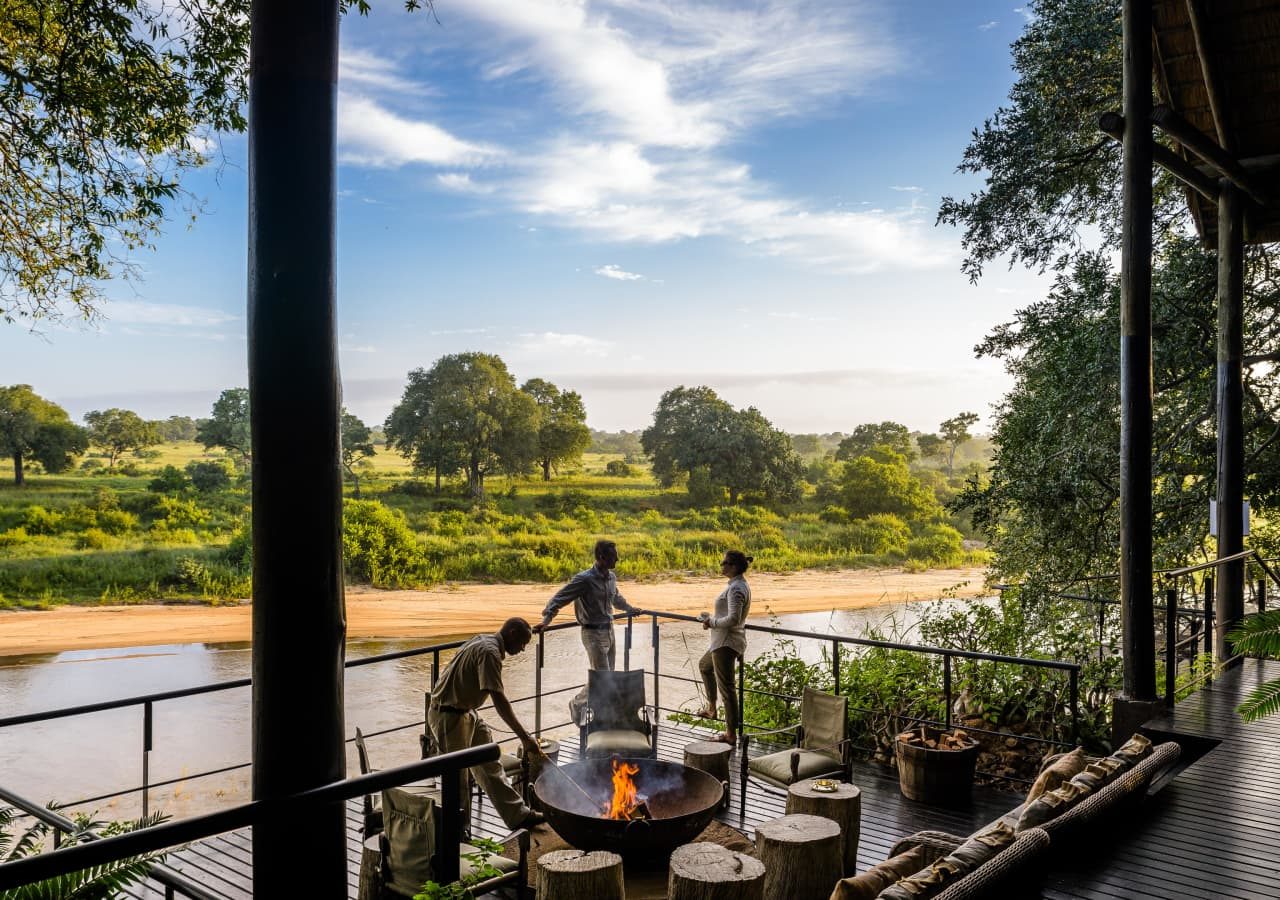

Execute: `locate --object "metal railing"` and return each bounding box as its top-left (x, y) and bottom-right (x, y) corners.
top-left (0, 744), bottom-right (492, 893)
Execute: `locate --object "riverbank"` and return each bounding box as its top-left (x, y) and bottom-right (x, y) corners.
top-left (0, 566), bottom-right (986, 657)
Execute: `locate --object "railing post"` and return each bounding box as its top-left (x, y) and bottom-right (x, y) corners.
top-left (1165, 586), bottom-right (1177, 706)
top-left (624, 613), bottom-right (633, 671)
top-left (535, 631), bottom-right (544, 738)
top-left (943, 654), bottom-right (952, 731)
top-left (438, 760), bottom-right (462, 885)
top-left (1069, 667), bottom-right (1079, 745)
top-left (1097, 602), bottom-right (1106, 662)
top-left (142, 700), bottom-right (153, 819)
top-left (737, 649), bottom-right (746, 744)
top-left (831, 640), bottom-right (840, 695)
top-left (1258, 578), bottom-right (1267, 614)
top-left (1204, 575), bottom-right (1215, 657)
top-left (651, 615), bottom-right (660, 721)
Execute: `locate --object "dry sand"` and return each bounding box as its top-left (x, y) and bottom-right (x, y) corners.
top-left (0, 567), bottom-right (987, 657)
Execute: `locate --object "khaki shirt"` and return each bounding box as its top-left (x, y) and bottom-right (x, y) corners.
top-left (431, 634), bottom-right (506, 710)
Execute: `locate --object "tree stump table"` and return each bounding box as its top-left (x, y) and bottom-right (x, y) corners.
top-left (357, 835), bottom-right (383, 900)
top-left (683, 740), bottom-right (733, 809)
top-left (668, 842), bottom-right (765, 900)
top-left (786, 778), bottom-right (861, 875)
top-left (535, 849), bottom-right (625, 900)
top-left (754, 814), bottom-right (842, 900)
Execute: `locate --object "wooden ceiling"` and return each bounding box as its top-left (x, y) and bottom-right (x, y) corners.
top-left (1152, 0), bottom-right (1280, 244)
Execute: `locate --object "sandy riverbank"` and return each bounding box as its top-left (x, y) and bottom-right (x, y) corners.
top-left (0, 567), bottom-right (987, 657)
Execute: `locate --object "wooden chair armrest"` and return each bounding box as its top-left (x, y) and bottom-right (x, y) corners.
top-left (744, 722), bottom-right (800, 743)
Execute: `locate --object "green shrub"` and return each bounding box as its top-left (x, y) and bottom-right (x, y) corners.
top-left (223, 528), bottom-right (252, 569)
top-left (343, 499), bottom-right (432, 588)
top-left (148, 466), bottom-right (189, 494)
top-left (186, 460), bottom-right (232, 493)
top-left (839, 514), bottom-right (910, 554)
top-left (61, 504), bottom-right (99, 531)
top-left (149, 523), bottom-right (199, 544)
top-left (0, 527), bottom-right (30, 547)
top-left (154, 496), bottom-right (211, 528)
top-left (22, 506), bottom-right (63, 535)
top-left (906, 523), bottom-right (965, 567)
top-left (605, 460), bottom-right (633, 477)
top-left (95, 509), bottom-right (138, 535)
top-left (75, 528), bottom-right (115, 550)
top-left (80, 458), bottom-right (105, 471)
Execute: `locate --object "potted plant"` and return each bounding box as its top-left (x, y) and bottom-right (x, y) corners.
top-left (894, 726), bottom-right (980, 807)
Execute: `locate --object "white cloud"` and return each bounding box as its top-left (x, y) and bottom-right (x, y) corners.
top-left (767, 311), bottom-right (838, 323)
top-left (594, 264), bottom-right (644, 281)
top-left (337, 93), bottom-right (500, 168)
top-left (106, 301), bottom-right (239, 328)
top-left (430, 327), bottom-right (492, 336)
top-left (890, 185), bottom-right (923, 193)
top-left (978, 20), bottom-right (998, 31)
top-left (340, 48), bottom-right (425, 94)
top-left (517, 331), bottom-right (613, 356)
top-left (437, 173), bottom-right (495, 194)
top-left (342, 344), bottom-right (378, 354)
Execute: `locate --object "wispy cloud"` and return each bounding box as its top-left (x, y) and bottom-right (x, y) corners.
top-left (337, 93), bottom-right (500, 168)
top-left (890, 185), bottom-right (923, 193)
top-left (105, 301), bottom-right (239, 328)
top-left (978, 20), bottom-right (998, 31)
top-left (437, 172), bottom-right (496, 194)
top-left (595, 264), bottom-right (644, 281)
top-left (517, 331), bottom-right (613, 356)
top-left (767, 311), bottom-right (838, 323)
top-left (340, 48), bottom-right (426, 94)
top-left (430, 327), bottom-right (492, 336)
top-left (342, 344), bottom-right (379, 354)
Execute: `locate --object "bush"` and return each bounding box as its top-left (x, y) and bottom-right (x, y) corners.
top-left (75, 528), bottom-right (115, 550)
top-left (148, 466), bottom-right (189, 494)
top-left (185, 461), bottom-right (232, 493)
top-left (905, 523), bottom-right (965, 567)
top-left (0, 527), bottom-right (30, 547)
top-left (154, 496), bottom-right (211, 529)
top-left (149, 523), bottom-right (199, 544)
top-left (343, 499), bottom-right (433, 588)
top-left (95, 509), bottom-right (139, 535)
top-left (22, 506), bottom-right (63, 536)
top-left (838, 514), bottom-right (911, 555)
top-left (604, 460), bottom-right (633, 477)
top-left (81, 458), bottom-right (105, 471)
top-left (223, 528), bottom-right (252, 570)
top-left (686, 467), bottom-right (725, 507)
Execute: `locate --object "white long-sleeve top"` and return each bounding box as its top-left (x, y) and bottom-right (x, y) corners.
top-left (706, 575), bottom-right (751, 655)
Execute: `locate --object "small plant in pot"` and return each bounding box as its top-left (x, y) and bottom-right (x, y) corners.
top-left (894, 725), bottom-right (981, 807)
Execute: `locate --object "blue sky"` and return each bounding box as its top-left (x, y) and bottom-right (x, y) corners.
top-left (2, 0), bottom-right (1056, 433)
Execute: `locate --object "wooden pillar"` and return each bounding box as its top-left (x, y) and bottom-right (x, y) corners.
top-left (1118, 0), bottom-right (1156, 704)
top-left (248, 1), bottom-right (347, 896)
top-left (1216, 183), bottom-right (1246, 657)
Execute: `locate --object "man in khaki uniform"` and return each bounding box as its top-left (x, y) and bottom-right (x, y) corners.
top-left (428, 617), bottom-right (545, 830)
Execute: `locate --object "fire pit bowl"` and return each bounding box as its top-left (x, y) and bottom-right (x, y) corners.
top-left (533, 758), bottom-right (725, 857)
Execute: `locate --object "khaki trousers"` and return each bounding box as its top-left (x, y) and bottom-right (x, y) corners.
top-left (427, 705), bottom-right (530, 830)
top-left (699, 646), bottom-right (741, 734)
top-left (570, 626), bottom-right (617, 723)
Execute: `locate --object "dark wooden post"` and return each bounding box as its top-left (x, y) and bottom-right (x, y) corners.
top-left (248, 1), bottom-right (347, 896)
top-left (1118, 0), bottom-right (1156, 704)
top-left (1216, 183), bottom-right (1246, 660)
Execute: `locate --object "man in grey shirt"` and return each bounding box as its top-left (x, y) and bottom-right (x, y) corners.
top-left (535, 540), bottom-right (642, 721)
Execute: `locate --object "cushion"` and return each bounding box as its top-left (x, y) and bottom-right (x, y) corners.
top-left (946, 821), bottom-right (1016, 870)
top-left (748, 748), bottom-right (842, 787)
top-left (1112, 732), bottom-right (1153, 765)
top-left (585, 729), bottom-right (652, 757)
top-left (1026, 747), bottom-right (1086, 803)
top-left (1015, 734), bottom-right (1156, 832)
top-left (828, 845), bottom-right (930, 900)
top-left (876, 822), bottom-right (1018, 900)
top-left (460, 842), bottom-right (517, 879)
top-left (382, 787), bottom-right (437, 896)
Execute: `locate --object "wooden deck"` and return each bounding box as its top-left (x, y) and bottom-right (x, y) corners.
top-left (127, 663), bottom-right (1280, 898)
top-left (1041, 657), bottom-right (1280, 900)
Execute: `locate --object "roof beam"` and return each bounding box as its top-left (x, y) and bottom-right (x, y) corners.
top-left (1099, 112), bottom-right (1218, 202)
top-left (1151, 105), bottom-right (1272, 206)
top-left (1184, 0), bottom-right (1232, 151)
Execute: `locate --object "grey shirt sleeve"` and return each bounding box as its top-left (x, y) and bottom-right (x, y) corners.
top-left (610, 579), bottom-right (641, 615)
top-left (542, 572), bottom-right (587, 620)
top-left (708, 581), bottom-right (748, 629)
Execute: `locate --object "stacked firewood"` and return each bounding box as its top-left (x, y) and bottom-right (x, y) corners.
top-left (896, 727), bottom-right (978, 751)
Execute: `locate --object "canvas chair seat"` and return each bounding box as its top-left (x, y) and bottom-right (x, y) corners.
top-left (586, 728), bottom-right (656, 757)
top-left (748, 748), bottom-right (844, 788)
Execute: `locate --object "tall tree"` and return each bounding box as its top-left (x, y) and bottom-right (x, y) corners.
top-left (0, 384), bottom-right (88, 484)
top-left (84, 408), bottom-right (160, 467)
top-left (939, 412), bottom-right (979, 476)
top-left (340, 409), bottom-right (376, 498)
top-left (0, 0), bottom-right (249, 324)
top-left (154, 416), bottom-right (198, 442)
top-left (839, 449), bottom-right (941, 521)
top-left (197, 388), bottom-right (252, 462)
top-left (641, 385), bottom-right (803, 504)
top-left (386, 353), bottom-right (538, 498)
top-left (917, 433), bottom-right (946, 465)
top-left (835, 422), bottom-right (916, 462)
top-left (522, 378), bottom-right (591, 481)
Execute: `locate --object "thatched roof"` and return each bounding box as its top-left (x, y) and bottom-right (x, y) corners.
top-left (1153, 0), bottom-right (1280, 244)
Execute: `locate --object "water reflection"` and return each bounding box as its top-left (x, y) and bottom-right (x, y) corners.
top-left (0, 600), bottom-right (946, 821)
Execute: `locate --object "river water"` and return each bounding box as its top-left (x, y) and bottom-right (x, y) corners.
top-left (0, 601), bottom-right (944, 823)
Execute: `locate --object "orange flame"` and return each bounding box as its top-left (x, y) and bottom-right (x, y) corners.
top-left (604, 758), bottom-right (643, 820)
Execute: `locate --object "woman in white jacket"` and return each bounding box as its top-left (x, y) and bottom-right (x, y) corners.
top-left (696, 550), bottom-right (753, 745)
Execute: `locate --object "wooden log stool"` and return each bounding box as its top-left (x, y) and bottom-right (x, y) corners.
top-left (668, 842), bottom-right (765, 900)
top-left (535, 849), bottom-right (625, 900)
top-left (357, 835), bottom-right (383, 900)
top-left (683, 740), bottom-right (733, 809)
top-left (754, 814), bottom-right (842, 900)
top-left (786, 778), bottom-right (861, 876)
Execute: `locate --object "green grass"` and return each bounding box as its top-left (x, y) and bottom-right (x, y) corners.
top-left (0, 442), bottom-right (987, 607)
